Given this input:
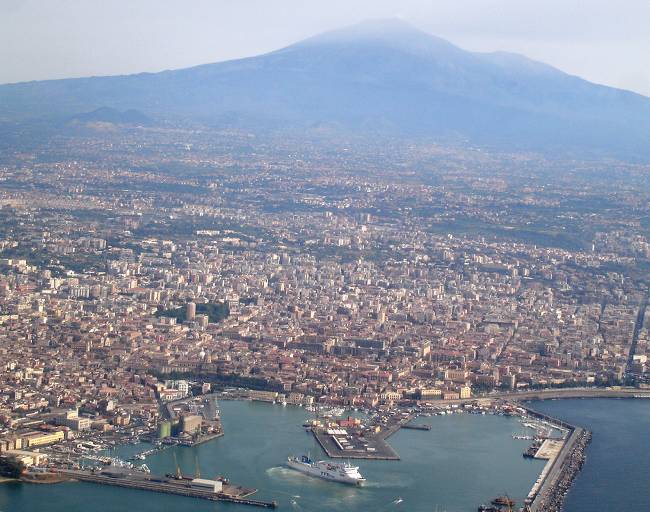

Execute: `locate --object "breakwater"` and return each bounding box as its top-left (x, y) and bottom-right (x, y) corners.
top-left (526, 428), bottom-right (591, 512)
top-left (519, 405), bottom-right (592, 512)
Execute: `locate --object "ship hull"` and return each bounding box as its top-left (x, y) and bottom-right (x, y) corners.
top-left (286, 460), bottom-right (364, 486)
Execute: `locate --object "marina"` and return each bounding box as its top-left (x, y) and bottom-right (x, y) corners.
top-left (46, 397), bottom-right (592, 512)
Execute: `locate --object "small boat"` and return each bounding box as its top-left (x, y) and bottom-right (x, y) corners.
top-left (491, 496), bottom-right (515, 507)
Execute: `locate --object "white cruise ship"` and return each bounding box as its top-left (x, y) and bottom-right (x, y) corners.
top-left (286, 455), bottom-right (366, 485)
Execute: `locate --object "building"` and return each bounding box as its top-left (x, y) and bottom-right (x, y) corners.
top-left (445, 369), bottom-right (468, 383)
top-left (248, 390), bottom-right (278, 402)
top-left (186, 302), bottom-right (196, 321)
top-left (190, 478), bottom-right (222, 493)
top-left (159, 379), bottom-right (190, 401)
top-left (157, 420), bottom-right (172, 439)
top-left (56, 411), bottom-right (91, 431)
top-left (22, 430), bottom-right (65, 448)
top-left (65, 417), bottom-right (91, 430)
top-left (113, 414), bottom-right (131, 426)
top-left (0, 437), bottom-right (23, 451)
top-left (3, 450), bottom-right (47, 467)
top-left (285, 392), bottom-right (304, 405)
top-left (180, 415), bottom-right (202, 435)
top-left (419, 388), bottom-right (442, 399)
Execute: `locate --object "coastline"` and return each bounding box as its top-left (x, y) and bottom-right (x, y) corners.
top-left (10, 391), bottom-right (647, 511)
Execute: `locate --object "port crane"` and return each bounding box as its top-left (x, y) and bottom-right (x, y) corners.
top-left (173, 451), bottom-right (182, 479)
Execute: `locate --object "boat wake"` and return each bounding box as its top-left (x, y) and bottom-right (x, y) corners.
top-left (362, 478), bottom-right (410, 490)
top-left (266, 466), bottom-right (292, 476)
top-left (266, 466), bottom-right (316, 484)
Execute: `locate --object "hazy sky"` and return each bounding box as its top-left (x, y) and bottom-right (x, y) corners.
top-left (1, 0), bottom-right (649, 96)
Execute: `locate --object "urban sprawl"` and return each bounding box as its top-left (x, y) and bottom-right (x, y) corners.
top-left (0, 129), bottom-right (648, 500)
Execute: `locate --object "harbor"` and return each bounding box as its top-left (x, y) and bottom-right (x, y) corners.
top-left (6, 397), bottom-right (645, 511)
top-left (305, 397), bottom-right (596, 512)
top-left (154, 390), bottom-right (598, 510)
top-left (7, 397), bottom-right (645, 512)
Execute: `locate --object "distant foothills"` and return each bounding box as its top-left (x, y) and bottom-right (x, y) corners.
top-left (1, 19), bottom-right (650, 160)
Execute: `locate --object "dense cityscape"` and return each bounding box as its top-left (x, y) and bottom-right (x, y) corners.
top-left (0, 128), bottom-right (648, 461)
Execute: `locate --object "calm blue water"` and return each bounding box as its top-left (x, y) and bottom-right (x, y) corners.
top-left (0, 401), bottom-right (545, 512)
top-left (3, 399), bottom-right (648, 511)
top-left (531, 398), bottom-right (650, 512)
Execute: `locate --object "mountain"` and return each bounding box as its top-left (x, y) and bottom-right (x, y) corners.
top-left (69, 107), bottom-right (153, 126)
top-left (1, 19), bottom-right (649, 158)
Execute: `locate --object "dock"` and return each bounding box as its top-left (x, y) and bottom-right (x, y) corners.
top-left (312, 428), bottom-right (399, 460)
top-left (401, 423), bottom-right (431, 431)
top-left (178, 431), bottom-right (224, 447)
top-left (55, 468), bottom-right (277, 508)
top-left (311, 412), bottom-right (422, 460)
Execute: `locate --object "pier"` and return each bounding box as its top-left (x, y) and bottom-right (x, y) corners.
top-left (311, 427), bottom-right (400, 460)
top-left (55, 468), bottom-right (277, 509)
top-left (311, 412), bottom-right (421, 460)
top-left (518, 406), bottom-right (592, 512)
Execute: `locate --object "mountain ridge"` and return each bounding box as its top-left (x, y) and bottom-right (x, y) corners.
top-left (1, 19), bottom-right (649, 159)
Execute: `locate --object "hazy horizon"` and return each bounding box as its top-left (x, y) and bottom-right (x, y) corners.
top-left (1, 0), bottom-right (649, 97)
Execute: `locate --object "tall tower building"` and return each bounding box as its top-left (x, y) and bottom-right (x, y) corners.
top-left (186, 302), bottom-right (196, 321)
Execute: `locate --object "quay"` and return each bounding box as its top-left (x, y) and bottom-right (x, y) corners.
top-left (401, 423), bottom-right (431, 431)
top-left (312, 428), bottom-right (399, 460)
top-left (178, 431), bottom-right (224, 447)
top-left (311, 412), bottom-right (420, 460)
top-left (54, 468), bottom-right (278, 509)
